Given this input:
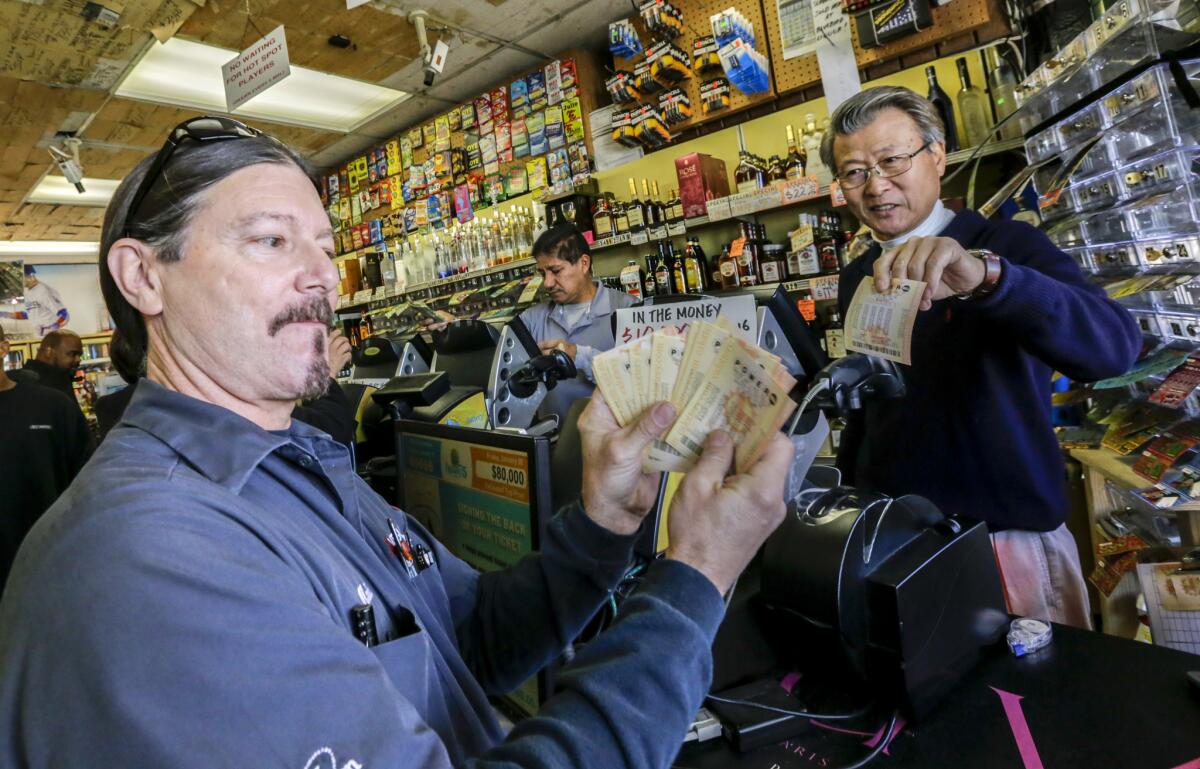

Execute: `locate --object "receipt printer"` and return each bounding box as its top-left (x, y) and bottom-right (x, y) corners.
top-left (759, 487), bottom-right (1009, 719)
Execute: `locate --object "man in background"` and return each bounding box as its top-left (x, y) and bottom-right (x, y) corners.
top-left (22, 329), bottom-right (84, 405)
top-left (22, 266), bottom-right (69, 337)
top-left (0, 324), bottom-right (93, 592)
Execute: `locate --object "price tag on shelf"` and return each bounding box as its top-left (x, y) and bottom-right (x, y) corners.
top-left (666, 220), bottom-right (688, 237)
top-left (705, 197), bottom-right (733, 221)
top-left (779, 177), bottom-right (821, 204)
top-left (782, 280), bottom-right (809, 293)
top-left (810, 274), bottom-right (839, 302)
top-left (373, 286), bottom-right (389, 300)
top-left (648, 225), bottom-right (668, 241)
top-left (352, 289), bottom-right (374, 304)
top-left (727, 191), bottom-right (759, 217)
top-left (630, 230), bottom-right (650, 245)
top-left (336, 296), bottom-right (350, 310)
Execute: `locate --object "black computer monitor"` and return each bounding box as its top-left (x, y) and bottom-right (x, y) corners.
top-left (430, 320), bottom-right (500, 389)
top-left (762, 285), bottom-right (829, 390)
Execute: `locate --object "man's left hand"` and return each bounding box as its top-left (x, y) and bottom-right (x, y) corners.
top-left (327, 329), bottom-right (352, 374)
top-left (578, 391), bottom-right (675, 536)
top-left (539, 339), bottom-right (577, 360)
top-left (874, 236), bottom-right (987, 310)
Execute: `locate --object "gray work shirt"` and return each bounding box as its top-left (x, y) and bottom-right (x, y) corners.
top-left (519, 281), bottom-right (637, 419)
top-left (0, 379), bottom-right (731, 769)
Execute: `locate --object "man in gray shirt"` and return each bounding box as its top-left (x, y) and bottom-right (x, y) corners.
top-left (0, 116), bottom-right (793, 768)
top-left (519, 222), bottom-right (637, 420)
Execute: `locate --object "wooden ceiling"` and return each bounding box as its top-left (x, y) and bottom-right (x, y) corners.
top-left (0, 0), bottom-right (624, 244)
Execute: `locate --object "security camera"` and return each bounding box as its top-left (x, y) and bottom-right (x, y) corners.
top-left (48, 138), bottom-right (85, 194)
top-left (409, 10), bottom-right (448, 89)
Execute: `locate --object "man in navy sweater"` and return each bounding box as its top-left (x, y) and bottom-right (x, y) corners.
top-left (821, 87), bottom-right (1139, 628)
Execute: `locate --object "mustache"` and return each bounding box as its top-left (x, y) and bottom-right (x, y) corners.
top-left (268, 297), bottom-right (333, 337)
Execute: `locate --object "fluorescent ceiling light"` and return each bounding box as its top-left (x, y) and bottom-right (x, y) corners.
top-left (27, 176), bottom-right (120, 207)
top-left (0, 241), bottom-right (100, 256)
top-left (116, 37), bottom-right (411, 133)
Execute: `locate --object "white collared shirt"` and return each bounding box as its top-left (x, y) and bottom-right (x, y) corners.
top-left (873, 200), bottom-right (957, 250)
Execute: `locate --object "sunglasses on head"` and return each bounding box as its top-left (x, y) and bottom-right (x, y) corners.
top-left (122, 116), bottom-right (273, 238)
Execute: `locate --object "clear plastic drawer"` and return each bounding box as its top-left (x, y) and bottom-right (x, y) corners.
top-left (1084, 207), bottom-right (1137, 245)
top-left (1034, 136), bottom-right (1114, 195)
top-left (1108, 95), bottom-right (1200, 161)
top-left (1057, 103), bottom-right (1106, 152)
top-left (1044, 214), bottom-right (1089, 249)
top-left (1119, 147), bottom-right (1200, 201)
top-left (1139, 235), bottom-right (1200, 267)
top-left (1128, 308), bottom-right (1162, 336)
top-left (1063, 246), bottom-right (1094, 272)
top-left (1157, 311), bottom-right (1200, 342)
top-left (1071, 171), bottom-right (1122, 213)
top-left (1086, 241), bottom-right (1141, 270)
top-left (1089, 3), bottom-right (1200, 86)
top-left (1026, 125), bottom-right (1062, 165)
top-left (1120, 182), bottom-right (1200, 244)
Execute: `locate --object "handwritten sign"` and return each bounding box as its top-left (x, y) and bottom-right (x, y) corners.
top-left (810, 274), bottom-right (840, 301)
top-left (705, 197), bottom-right (733, 221)
top-left (779, 177), bottom-right (821, 204)
top-left (614, 294), bottom-right (757, 344)
top-left (222, 25), bottom-right (291, 111)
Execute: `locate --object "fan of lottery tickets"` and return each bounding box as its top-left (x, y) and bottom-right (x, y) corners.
top-left (593, 318), bottom-right (798, 475)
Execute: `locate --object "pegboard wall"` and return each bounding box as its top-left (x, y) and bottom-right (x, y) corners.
top-left (767, 0), bottom-right (1010, 94)
top-left (613, 0), bottom-right (777, 134)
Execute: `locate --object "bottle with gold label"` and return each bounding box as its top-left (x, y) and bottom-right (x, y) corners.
top-left (766, 155), bottom-right (786, 183)
top-left (718, 246), bottom-right (740, 289)
top-left (620, 259), bottom-right (646, 299)
top-left (643, 252), bottom-right (659, 297)
top-left (654, 243), bottom-right (674, 295)
top-left (669, 241), bottom-right (688, 293)
top-left (683, 238), bottom-right (707, 293)
top-left (593, 195), bottom-right (613, 239)
top-left (735, 151), bottom-right (762, 194)
top-left (785, 125), bottom-right (807, 180)
top-left (629, 177), bottom-right (648, 231)
top-left (736, 222), bottom-right (759, 286)
top-left (614, 194), bottom-right (631, 235)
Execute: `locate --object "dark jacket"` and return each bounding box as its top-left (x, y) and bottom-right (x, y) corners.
top-left (836, 209), bottom-right (1140, 531)
top-left (21, 359), bottom-right (76, 402)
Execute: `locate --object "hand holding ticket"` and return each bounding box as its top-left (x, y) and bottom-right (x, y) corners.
top-left (845, 276), bottom-right (925, 365)
top-left (593, 320), bottom-right (797, 475)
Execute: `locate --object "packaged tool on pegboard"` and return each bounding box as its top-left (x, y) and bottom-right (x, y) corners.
top-left (647, 40), bottom-right (690, 83)
top-left (692, 35), bottom-right (722, 74)
top-left (640, 0), bottom-right (684, 39)
top-left (632, 105), bottom-right (672, 149)
top-left (710, 7), bottom-right (755, 48)
top-left (658, 88), bottom-right (693, 125)
top-left (699, 77), bottom-right (732, 114)
top-left (611, 110), bottom-right (641, 147)
top-left (609, 19), bottom-right (644, 58)
top-left (606, 71), bottom-right (642, 104)
top-left (634, 60), bottom-right (666, 95)
top-left (855, 0), bottom-right (933, 48)
top-left (719, 38), bottom-right (770, 94)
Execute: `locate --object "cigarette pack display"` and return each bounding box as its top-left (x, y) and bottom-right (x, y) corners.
top-left (675, 152), bottom-right (730, 218)
top-left (491, 86), bottom-right (509, 123)
top-left (528, 70), bottom-right (547, 111)
top-left (510, 78), bottom-right (529, 115)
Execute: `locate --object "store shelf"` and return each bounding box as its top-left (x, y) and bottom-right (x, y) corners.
top-left (1069, 447), bottom-right (1146, 491)
top-left (80, 357), bottom-right (111, 367)
top-left (590, 137), bottom-right (1025, 252)
top-left (336, 257), bottom-right (536, 313)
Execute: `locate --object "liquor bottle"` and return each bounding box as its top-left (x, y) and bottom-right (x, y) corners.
top-left (824, 309), bottom-right (846, 359)
top-left (620, 259), bottom-right (647, 300)
top-left (734, 151), bottom-right (762, 193)
top-left (614, 194), bottom-right (631, 235)
top-left (666, 241), bottom-right (688, 293)
top-left (785, 125), bottom-right (807, 180)
top-left (718, 246), bottom-right (740, 289)
top-left (643, 252), bottom-right (659, 297)
top-left (759, 244), bottom-right (786, 284)
top-left (984, 46), bottom-right (1020, 140)
top-left (627, 178), bottom-right (646, 232)
top-left (654, 243), bottom-right (674, 295)
top-left (956, 57), bottom-right (992, 148)
top-left (652, 180), bottom-right (667, 226)
top-left (667, 188), bottom-right (683, 223)
top-left (683, 238), bottom-right (708, 293)
top-left (926, 66), bottom-right (960, 153)
top-left (642, 179), bottom-right (659, 227)
top-left (816, 214), bottom-right (840, 274)
top-left (735, 223), bottom-right (759, 286)
top-left (593, 195), bottom-right (613, 239)
top-left (766, 155), bottom-right (786, 183)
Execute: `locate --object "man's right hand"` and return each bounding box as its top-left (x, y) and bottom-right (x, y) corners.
top-left (666, 431), bottom-right (794, 595)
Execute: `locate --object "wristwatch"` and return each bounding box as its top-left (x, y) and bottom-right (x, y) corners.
top-left (956, 249), bottom-right (1004, 300)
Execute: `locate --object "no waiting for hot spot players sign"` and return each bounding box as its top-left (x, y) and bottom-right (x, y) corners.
top-left (222, 25), bottom-right (291, 112)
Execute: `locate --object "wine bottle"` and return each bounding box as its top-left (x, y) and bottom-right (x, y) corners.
top-left (955, 57), bottom-right (992, 148)
top-left (984, 46), bottom-right (1020, 140)
top-left (926, 66), bottom-right (960, 153)
top-left (785, 125), bottom-right (807, 180)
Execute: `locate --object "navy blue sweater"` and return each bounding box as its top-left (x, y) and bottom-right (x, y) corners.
top-left (836, 209), bottom-right (1140, 531)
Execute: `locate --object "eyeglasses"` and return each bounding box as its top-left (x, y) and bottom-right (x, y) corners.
top-left (122, 116), bottom-right (266, 238)
top-left (836, 141), bottom-right (933, 190)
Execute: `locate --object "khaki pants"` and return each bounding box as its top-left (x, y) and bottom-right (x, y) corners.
top-left (991, 523), bottom-right (1093, 629)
